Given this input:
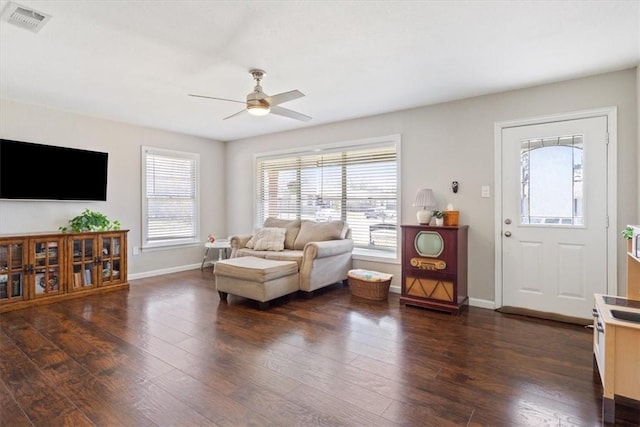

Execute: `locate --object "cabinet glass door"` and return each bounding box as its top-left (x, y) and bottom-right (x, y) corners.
top-left (70, 236), bottom-right (96, 290)
top-left (0, 241), bottom-right (26, 302)
top-left (100, 235), bottom-right (122, 285)
top-left (33, 238), bottom-right (62, 297)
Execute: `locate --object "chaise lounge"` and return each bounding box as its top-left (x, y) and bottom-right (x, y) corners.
top-left (214, 217), bottom-right (353, 308)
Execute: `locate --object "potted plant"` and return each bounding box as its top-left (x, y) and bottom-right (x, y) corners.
top-left (622, 226), bottom-right (634, 253)
top-left (433, 210), bottom-right (445, 226)
top-left (59, 209), bottom-right (121, 232)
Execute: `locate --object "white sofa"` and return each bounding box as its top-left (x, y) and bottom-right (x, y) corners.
top-left (228, 217), bottom-right (353, 295)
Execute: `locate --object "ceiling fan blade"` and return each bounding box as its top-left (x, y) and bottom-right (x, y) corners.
top-left (188, 94), bottom-right (245, 105)
top-left (223, 109), bottom-right (248, 120)
top-left (264, 90), bottom-right (304, 107)
top-left (270, 105), bottom-right (312, 122)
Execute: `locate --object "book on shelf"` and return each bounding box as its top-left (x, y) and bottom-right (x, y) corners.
top-left (11, 276), bottom-right (21, 297)
top-left (73, 272), bottom-right (82, 288)
top-left (84, 269), bottom-right (92, 286)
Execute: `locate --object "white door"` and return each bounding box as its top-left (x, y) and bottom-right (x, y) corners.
top-left (501, 116), bottom-right (609, 319)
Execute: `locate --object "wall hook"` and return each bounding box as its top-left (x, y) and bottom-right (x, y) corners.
top-left (452, 181), bottom-right (459, 193)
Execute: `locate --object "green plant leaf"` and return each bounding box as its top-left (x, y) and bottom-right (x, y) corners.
top-left (62, 209), bottom-right (120, 232)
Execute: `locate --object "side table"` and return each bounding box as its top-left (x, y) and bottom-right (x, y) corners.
top-left (200, 240), bottom-right (231, 271)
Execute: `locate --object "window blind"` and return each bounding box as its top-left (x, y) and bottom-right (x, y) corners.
top-left (255, 141), bottom-right (398, 256)
top-left (143, 147), bottom-right (199, 246)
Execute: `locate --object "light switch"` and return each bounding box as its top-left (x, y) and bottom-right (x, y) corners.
top-left (481, 186), bottom-right (491, 198)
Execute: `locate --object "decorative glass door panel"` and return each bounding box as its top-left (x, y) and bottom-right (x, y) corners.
top-left (520, 135), bottom-right (584, 226)
top-left (70, 236), bottom-right (96, 290)
top-left (33, 238), bottom-right (62, 297)
top-left (100, 235), bottom-right (122, 285)
top-left (0, 241), bottom-right (25, 302)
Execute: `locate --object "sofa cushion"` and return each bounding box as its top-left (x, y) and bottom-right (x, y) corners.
top-left (264, 218), bottom-right (301, 250)
top-left (214, 256), bottom-right (298, 283)
top-left (236, 248), bottom-right (268, 258)
top-left (264, 250), bottom-right (304, 270)
top-left (293, 220), bottom-right (347, 250)
top-left (246, 227), bottom-right (286, 251)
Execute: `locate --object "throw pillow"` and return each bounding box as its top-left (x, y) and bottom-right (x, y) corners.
top-left (246, 227), bottom-right (287, 251)
top-left (263, 218), bottom-right (301, 249)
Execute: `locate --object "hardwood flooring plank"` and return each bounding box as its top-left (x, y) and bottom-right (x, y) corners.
top-left (111, 379), bottom-right (220, 426)
top-left (0, 378), bottom-right (32, 427)
top-left (150, 368), bottom-right (275, 426)
top-left (229, 380), bottom-right (345, 426)
top-left (2, 268), bottom-right (638, 426)
top-left (285, 382), bottom-right (401, 427)
top-left (0, 331), bottom-right (93, 427)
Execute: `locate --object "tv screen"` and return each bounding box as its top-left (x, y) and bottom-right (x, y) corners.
top-left (0, 139), bottom-right (108, 201)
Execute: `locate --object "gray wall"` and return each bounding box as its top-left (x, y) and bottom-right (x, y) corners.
top-left (1, 68), bottom-right (637, 295)
top-left (226, 68), bottom-right (638, 303)
top-left (0, 98), bottom-right (227, 277)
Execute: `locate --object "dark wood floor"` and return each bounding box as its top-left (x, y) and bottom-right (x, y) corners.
top-left (1, 269), bottom-right (638, 427)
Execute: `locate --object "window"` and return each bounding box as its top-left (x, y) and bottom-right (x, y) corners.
top-left (142, 146), bottom-right (199, 248)
top-left (520, 135), bottom-right (584, 226)
top-left (255, 136), bottom-right (400, 259)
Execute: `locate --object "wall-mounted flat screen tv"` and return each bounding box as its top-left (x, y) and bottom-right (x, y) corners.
top-left (0, 139), bottom-right (108, 201)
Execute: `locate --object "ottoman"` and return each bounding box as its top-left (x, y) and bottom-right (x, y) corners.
top-left (214, 256), bottom-right (299, 309)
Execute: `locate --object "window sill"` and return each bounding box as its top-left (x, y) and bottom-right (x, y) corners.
top-left (352, 248), bottom-right (400, 264)
top-left (142, 238), bottom-right (200, 252)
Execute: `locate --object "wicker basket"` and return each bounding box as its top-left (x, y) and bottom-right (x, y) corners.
top-left (348, 269), bottom-right (392, 301)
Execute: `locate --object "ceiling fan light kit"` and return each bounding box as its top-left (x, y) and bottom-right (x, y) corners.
top-left (247, 104), bottom-right (270, 116)
top-left (189, 69), bottom-right (311, 122)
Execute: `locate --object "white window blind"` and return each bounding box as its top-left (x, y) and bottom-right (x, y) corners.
top-left (142, 146), bottom-right (199, 248)
top-left (255, 139), bottom-right (399, 258)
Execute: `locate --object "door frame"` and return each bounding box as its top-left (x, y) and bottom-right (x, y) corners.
top-left (493, 107), bottom-right (618, 308)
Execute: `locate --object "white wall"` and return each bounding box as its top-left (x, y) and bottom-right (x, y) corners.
top-left (226, 68), bottom-right (638, 302)
top-left (1, 68), bottom-right (637, 293)
top-left (637, 65), bottom-right (640, 221)
top-left (0, 99), bottom-right (227, 276)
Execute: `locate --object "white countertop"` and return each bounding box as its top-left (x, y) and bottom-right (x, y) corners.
top-left (595, 293), bottom-right (640, 330)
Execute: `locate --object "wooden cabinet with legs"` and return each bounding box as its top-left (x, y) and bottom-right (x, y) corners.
top-left (400, 224), bottom-right (469, 314)
top-left (0, 230), bottom-right (128, 313)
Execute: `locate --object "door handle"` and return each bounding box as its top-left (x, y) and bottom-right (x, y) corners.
top-left (504, 231), bottom-right (512, 237)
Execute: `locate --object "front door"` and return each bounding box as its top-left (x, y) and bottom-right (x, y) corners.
top-left (500, 115), bottom-right (609, 319)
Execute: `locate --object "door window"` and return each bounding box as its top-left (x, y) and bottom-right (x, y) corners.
top-left (520, 135), bottom-right (584, 226)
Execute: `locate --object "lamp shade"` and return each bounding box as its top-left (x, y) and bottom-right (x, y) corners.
top-left (413, 188), bottom-right (436, 224)
top-left (413, 188), bottom-right (436, 208)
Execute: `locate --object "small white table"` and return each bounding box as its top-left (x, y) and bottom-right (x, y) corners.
top-left (200, 240), bottom-right (231, 271)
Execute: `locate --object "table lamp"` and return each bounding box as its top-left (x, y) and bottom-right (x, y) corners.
top-left (413, 188), bottom-right (436, 224)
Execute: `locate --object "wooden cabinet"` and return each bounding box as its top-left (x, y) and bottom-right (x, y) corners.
top-left (0, 230), bottom-right (128, 313)
top-left (592, 294), bottom-right (640, 423)
top-left (400, 224), bottom-right (468, 314)
top-left (67, 231), bottom-right (127, 292)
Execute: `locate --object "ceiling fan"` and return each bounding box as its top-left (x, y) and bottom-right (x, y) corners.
top-left (189, 69), bottom-right (311, 122)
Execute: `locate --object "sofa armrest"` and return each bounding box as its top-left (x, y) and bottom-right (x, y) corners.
top-left (303, 239), bottom-right (354, 260)
top-left (229, 234), bottom-right (253, 257)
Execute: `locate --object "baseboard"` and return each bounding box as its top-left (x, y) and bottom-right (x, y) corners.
top-left (128, 263), bottom-right (202, 281)
top-left (130, 269), bottom-right (497, 312)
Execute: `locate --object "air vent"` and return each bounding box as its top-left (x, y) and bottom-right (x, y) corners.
top-left (1, 2), bottom-right (51, 33)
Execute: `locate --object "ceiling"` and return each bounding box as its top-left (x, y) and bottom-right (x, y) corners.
top-left (1, 1), bottom-right (638, 142)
